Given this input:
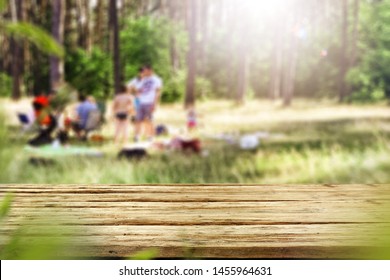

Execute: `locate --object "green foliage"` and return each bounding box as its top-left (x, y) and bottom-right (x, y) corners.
top-left (0, 110), bottom-right (12, 183)
top-left (0, 193), bottom-right (13, 221)
top-left (50, 84), bottom-right (77, 111)
top-left (65, 47), bottom-right (112, 99)
top-left (0, 73), bottom-right (12, 97)
top-left (0, 0), bottom-right (7, 13)
top-left (161, 73), bottom-right (212, 103)
top-left (349, 0), bottom-right (390, 102)
top-left (348, 68), bottom-right (385, 102)
top-left (162, 70), bottom-right (186, 103)
top-left (129, 248), bottom-right (159, 260)
top-left (195, 77), bottom-right (213, 101)
top-left (0, 218), bottom-right (76, 260)
top-left (5, 22), bottom-right (64, 57)
top-left (121, 16), bottom-right (187, 103)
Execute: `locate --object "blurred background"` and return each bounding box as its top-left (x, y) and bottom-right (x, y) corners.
top-left (0, 0), bottom-right (389, 184)
top-left (0, 0), bottom-right (390, 261)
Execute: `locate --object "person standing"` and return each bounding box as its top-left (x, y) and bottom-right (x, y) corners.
top-left (127, 68), bottom-right (144, 127)
top-left (113, 85), bottom-right (134, 145)
top-left (135, 65), bottom-right (163, 142)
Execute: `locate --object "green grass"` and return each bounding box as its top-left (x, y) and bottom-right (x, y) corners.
top-left (1, 100), bottom-right (390, 184)
top-left (1, 100), bottom-right (390, 260)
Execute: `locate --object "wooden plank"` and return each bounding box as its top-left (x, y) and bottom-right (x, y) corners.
top-left (0, 184), bottom-right (389, 259)
top-left (2, 225), bottom-right (389, 244)
top-left (1, 186), bottom-right (389, 194)
top-left (4, 210), bottom-right (387, 224)
top-left (2, 193), bottom-right (390, 203)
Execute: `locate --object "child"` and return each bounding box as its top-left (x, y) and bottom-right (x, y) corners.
top-left (187, 107), bottom-right (197, 132)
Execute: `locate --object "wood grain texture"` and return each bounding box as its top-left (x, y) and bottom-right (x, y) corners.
top-left (1, 184), bottom-right (389, 259)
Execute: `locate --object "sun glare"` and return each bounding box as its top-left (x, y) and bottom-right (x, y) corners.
top-left (245, 0), bottom-right (285, 13)
top-left (237, 0), bottom-right (295, 27)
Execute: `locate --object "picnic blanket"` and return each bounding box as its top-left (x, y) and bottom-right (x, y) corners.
top-left (25, 145), bottom-right (104, 158)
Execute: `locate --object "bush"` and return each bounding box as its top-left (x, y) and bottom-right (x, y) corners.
top-left (347, 67), bottom-right (386, 103)
top-left (195, 77), bottom-right (213, 101)
top-left (121, 16), bottom-right (187, 103)
top-left (160, 74), bottom-right (213, 103)
top-left (162, 70), bottom-right (186, 103)
top-left (350, 0), bottom-right (390, 103)
top-left (65, 47), bottom-right (112, 100)
top-left (0, 73), bottom-right (12, 97)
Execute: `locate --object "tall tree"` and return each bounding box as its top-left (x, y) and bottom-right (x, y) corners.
top-left (282, 3), bottom-right (300, 107)
top-left (268, 15), bottom-right (283, 100)
top-left (185, 0), bottom-right (198, 108)
top-left (197, 0), bottom-right (208, 77)
top-left (50, 0), bottom-right (65, 91)
top-left (235, 3), bottom-right (249, 105)
top-left (64, 0), bottom-right (77, 49)
top-left (338, 0), bottom-right (349, 102)
top-left (94, 0), bottom-right (106, 50)
top-left (350, 0), bottom-right (360, 68)
top-left (76, 0), bottom-right (92, 52)
top-left (10, 0), bottom-right (23, 100)
top-left (168, 0), bottom-right (179, 72)
top-left (109, 0), bottom-right (121, 93)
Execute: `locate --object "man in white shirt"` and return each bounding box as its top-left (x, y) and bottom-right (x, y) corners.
top-left (127, 68), bottom-right (144, 92)
top-left (127, 68), bottom-right (144, 122)
top-left (135, 65), bottom-right (162, 141)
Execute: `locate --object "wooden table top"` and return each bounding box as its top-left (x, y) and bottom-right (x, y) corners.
top-left (1, 184), bottom-right (389, 259)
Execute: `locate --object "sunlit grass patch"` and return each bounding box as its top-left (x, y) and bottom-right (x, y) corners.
top-left (1, 100), bottom-right (390, 184)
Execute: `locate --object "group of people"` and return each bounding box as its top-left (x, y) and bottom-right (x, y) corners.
top-left (113, 64), bottom-right (162, 144)
top-left (27, 65), bottom-right (201, 150)
top-left (28, 64), bottom-right (162, 147)
top-left (28, 92), bottom-right (100, 146)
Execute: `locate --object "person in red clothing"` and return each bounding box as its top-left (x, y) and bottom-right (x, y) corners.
top-left (29, 92), bottom-right (57, 146)
top-left (32, 93), bottom-right (52, 125)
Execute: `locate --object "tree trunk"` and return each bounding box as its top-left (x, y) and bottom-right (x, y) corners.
top-left (168, 0), bottom-right (179, 72)
top-left (64, 0), bottom-right (76, 49)
top-left (50, 0), bottom-right (65, 91)
top-left (23, 0), bottom-right (33, 95)
top-left (350, 0), bottom-right (360, 68)
top-left (76, 0), bottom-right (91, 52)
top-left (94, 0), bottom-right (105, 49)
top-left (338, 0), bottom-right (349, 102)
top-left (234, 3), bottom-right (250, 105)
top-left (30, 0), bottom-right (50, 95)
top-left (84, 0), bottom-right (92, 53)
top-left (283, 36), bottom-right (299, 107)
top-left (11, 0), bottom-right (24, 100)
top-left (268, 19), bottom-right (283, 100)
top-left (236, 52), bottom-right (248, 105)
top-left (282, 5), bottom-right (299, 107)
top-left (185, 0), bottom-right (197, 108)
top-left (109, 0), bottom-right (121, 94)
top-left (197, 0), bottom-right (208, 77)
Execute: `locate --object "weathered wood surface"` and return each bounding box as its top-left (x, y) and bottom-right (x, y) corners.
top-left (1, 184), bottom-right (389, 259)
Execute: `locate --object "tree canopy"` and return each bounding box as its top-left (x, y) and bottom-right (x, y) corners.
top-left (0, 0), bottom-right (389, 105)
